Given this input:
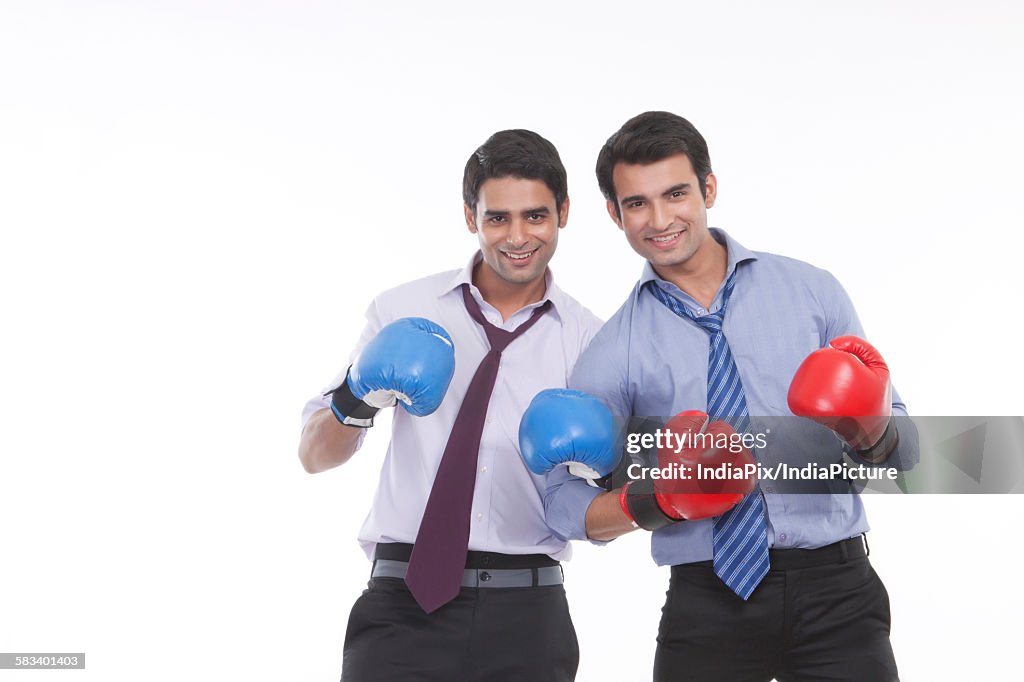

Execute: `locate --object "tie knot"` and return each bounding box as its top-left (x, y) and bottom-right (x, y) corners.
top-left (484, 327), bottom-right (516, 353)
top-left (693, 311), bottom-right (725, 335)
top-left (460, 284), bottom-right (551, 355)
top-left (647, 282), bottom-right (728, 336)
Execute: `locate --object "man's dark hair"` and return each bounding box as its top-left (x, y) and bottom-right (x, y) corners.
top-left (463, 129), bottom-right (568, 216)
top-left (596, 111), bottom-right (713, 217)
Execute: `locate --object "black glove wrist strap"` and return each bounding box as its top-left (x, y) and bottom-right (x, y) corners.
top-left (591, 453), bottom-right (631, 491)
top-left (624, 479), bottom-right (681, 532)
top-left (856, 418), bottom-right (899, 463)
top-left (326, 368), bottom-right (379, 428)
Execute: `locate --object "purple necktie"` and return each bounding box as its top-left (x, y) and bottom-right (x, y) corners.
top-left (404, 284), bottom-right (552, 613)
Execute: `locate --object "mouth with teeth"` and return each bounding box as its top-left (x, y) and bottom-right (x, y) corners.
top-left (501, 247), bottom-right (540, 266)
top-left (646, 228), bottom-right (686, 249)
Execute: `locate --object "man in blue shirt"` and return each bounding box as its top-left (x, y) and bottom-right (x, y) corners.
top-left (539, 112), bottom-right (918, 681)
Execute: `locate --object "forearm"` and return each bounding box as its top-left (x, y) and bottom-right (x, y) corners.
top-left (298, 408), bottom-right (364, 473)
top-left (584, 490), bottom-right (639, 541)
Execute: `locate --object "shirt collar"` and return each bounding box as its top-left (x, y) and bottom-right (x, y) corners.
top-left (634, 227), bottom-right (758, 301)
top-left (440, 251), bottom-right (563, 320)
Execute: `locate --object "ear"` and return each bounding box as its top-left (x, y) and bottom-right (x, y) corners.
top-left (557, 196), bottom-right (570, 229)
top-left (464, 203), bottom-right (478, 233)
top-left (703, 173), bottom-right (718, 209)
top-left (606, 200), bottom-right (624, 230)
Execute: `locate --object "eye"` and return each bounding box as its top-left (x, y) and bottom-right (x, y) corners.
top-left (625, 200), bottom-right (645, 209)
top-left (527, 213), bottom-right (546, 222)
top-left (488, 216), bottom-right (507, 225)
top-left (670, 190), bottom-right (686, 199)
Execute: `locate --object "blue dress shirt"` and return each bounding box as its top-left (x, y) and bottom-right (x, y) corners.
top-left (544, 228), bottom-right (919, 566)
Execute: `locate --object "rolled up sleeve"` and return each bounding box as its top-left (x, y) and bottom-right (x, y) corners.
top-left (543, 465), bottom-right (605, 542)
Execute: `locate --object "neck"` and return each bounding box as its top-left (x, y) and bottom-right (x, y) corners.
top-left (653, 235), bottom-right (728, 310)
top-left (472, 261), bottom-right (547, 321)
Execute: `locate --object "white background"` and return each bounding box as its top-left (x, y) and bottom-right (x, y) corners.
top-left (1, 1), bottom-right (1022, 680)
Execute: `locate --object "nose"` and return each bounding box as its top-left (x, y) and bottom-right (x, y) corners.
top-left (506, 218), bottom-right (529, 248)
top-left (651, 201), bottom-right (672, 232)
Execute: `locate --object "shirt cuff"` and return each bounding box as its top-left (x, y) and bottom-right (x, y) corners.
top-left (544, 469), bottom-right (608, 545)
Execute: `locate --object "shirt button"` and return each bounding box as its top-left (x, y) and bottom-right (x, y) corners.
top-left (697, 308), bottom-right (706, 315)
top-left (481, 466), bottom-right (488, 473)
top-left (480, 571), bottom-right (492, 582)
top-left (766, 486), bottom-right (774, 493)
top-left (476, 513), bottom-right (483, 521)
top-left (779, 533), bottom-right (787, 542)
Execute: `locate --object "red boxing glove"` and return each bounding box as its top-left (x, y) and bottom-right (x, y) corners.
top-left (654, 411), bottom-right (757, 520)
top-left (787, 335), bottom-right (899, 460)
top-left (619, 411), bottom-right (758, 529)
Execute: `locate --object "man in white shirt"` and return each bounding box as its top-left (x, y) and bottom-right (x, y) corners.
top-left (298, 129), bottom-right (603, 682)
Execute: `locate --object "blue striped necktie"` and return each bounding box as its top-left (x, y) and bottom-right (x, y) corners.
top-left (648, 272), bottom-right (770, 600)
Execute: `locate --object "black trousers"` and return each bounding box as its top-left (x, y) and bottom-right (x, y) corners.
top-left (655, 541), bottom-right (898, 682)
top-left (341, 577), bottom-right (579, 682)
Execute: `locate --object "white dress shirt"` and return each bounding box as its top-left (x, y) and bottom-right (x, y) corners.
top-left (301, 252), bottom-right (603, 561)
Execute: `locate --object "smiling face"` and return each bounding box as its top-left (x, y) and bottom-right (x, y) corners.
top-left (465, 176), bottom-right (568, 288)
top-left (607, 153), bottom-right (717, 274)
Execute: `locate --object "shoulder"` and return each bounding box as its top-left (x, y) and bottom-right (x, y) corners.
top-left (551, 288), bottom-right (604, 336)
top-left (744, 251), bottom-right (855, 321)
top-left (747, 250), bottom-right (848, 294)
top-left (370, 269), bottom-right (461, 313)
top-left (568, 292), bottom-right (637, 403)
top-left (576, 290), bottom-right (638, 359)
top-left (749, 250), bottom-right (835, 282)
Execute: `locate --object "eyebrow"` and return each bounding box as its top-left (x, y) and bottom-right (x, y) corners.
top-left (482, 206), bottom-right (551, 217)
top-left (620, 183), bottom-right (692, 205)
top-left (662, 183), bottom-right (691, 197)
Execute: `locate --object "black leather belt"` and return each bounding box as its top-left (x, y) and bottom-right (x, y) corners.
top-left (374, 542), bottom-right (559, 569)
top-left (768, 535), bottom-right (869, 569)
top-left (672, 535), bottom-right (869, 572)
top-left (371, 543), bottom-right (563, 588)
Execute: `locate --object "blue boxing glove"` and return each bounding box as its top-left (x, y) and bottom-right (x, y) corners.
top-left (518, 389), bottom-right (619, 487)
top-left (329, 317), bottom-right (455, 428)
